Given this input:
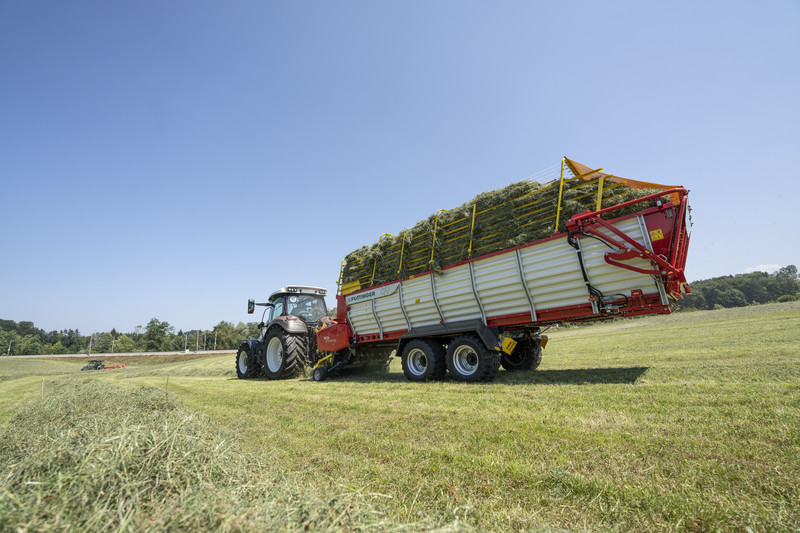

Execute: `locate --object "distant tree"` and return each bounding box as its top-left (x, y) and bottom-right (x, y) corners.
top-left (142, 318), bottom-right (174, 352)
top-left (92, 332), bottom-right (116, 353)
top-left (679, 265), bottom-right (800, 311)
top-left (165, 332), bottom-right (182, 351)
top-left (716, 288), bottom-right (748, 308)
top-left (0, 319), bottom-right (268, 354)
top-left (44, 330), bottom-right (61, 346)
top-left (17, 321), bottom-right (39, 338)
top-left (212, 321), bottom-right (240, 350)
top-left (776, 265), bottom-right (800, 296)
top-left (235, 322), bottom-right (261, 341)
top-left (703, 286), bottom-right (721, 308)
top-left (42, 341), bottom-right (69, 355)
top-left (678, 290), bottom-right (706, 310)
top-left (114, 334), bottom-right (136, 353)
top-left (17, 335), bottom-right (42, 355)
top-left (61, 329), bottom-right (82, 351)
top-left (0, 330), bottom-right (19, 355)
top-left (777, 264), bottom-right (799, 280)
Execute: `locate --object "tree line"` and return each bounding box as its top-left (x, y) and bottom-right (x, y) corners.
top-left (0, 318), bottom-right (261, 357)
top-left (2, 267), bottom-right (797, 355)
top-left (677, 265), bottom-right (799, 311)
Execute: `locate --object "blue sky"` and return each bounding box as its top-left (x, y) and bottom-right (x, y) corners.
top-left (1, 1), bottom-right (798, 334)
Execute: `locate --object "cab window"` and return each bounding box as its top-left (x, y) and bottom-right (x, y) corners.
top-left (269, 298), bottom-right (284, 321)
top-left (287, 294), bottom-right (327, 321)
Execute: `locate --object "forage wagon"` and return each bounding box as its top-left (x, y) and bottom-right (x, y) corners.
top-left (236, 157), bottom-right (692, 383)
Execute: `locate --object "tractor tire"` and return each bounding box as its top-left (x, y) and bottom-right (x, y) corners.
top-left (401, 338), bottom-right (446, 382)
top-left (445, 334), bottom-right (499, 382)
top-left (500, 338), bottom-right (542, 371)
top-left (263, 329), bottom-right (307, 380)
top-left (235, 343), bottom-right (259, 379)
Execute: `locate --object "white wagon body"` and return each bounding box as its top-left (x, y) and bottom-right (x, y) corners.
top-left (345, 215), bottom-right (668, 338)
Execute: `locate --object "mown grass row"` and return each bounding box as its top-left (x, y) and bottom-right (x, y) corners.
top-left (0, 378), bottom-right (462, 532)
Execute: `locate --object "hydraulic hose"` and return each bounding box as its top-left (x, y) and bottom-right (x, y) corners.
top-left (567, 231), bottom-right (629, 308)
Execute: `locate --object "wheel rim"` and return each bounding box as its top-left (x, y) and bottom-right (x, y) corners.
top-left (238, 351), bottom-right (249, 374)
top-left (406, 347), bottom-right (428, 376)
top-left (452, 344), bottom-right (479, 375)
top-left (266, 337), bottom-right (284, 373)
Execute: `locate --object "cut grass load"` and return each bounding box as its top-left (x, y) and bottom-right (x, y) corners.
top-left (1, 301), bottom-right (798, 531)
top-left (341, 159), bottom-right (672, 290)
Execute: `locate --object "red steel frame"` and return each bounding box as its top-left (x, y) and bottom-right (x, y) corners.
top-left (566, 187), bottom-right (690, 298)
top-left (327, 188), bottom-right (692, 349)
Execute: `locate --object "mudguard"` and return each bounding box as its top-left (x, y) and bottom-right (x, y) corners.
top-left (241, 338), bottom-right (262, 354)
top-left (268, 315), bottom-right (309, 335)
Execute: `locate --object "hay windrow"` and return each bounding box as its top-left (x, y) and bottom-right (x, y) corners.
top-left (0, 378), bottom-right (457, 532)
top-left (341, 170), bottom-right (668, 290)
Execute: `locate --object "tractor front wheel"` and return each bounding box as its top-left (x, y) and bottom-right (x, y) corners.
top-left (235, 343), bottom-right (259, 379)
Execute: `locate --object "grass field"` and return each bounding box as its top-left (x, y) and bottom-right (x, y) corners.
top-left (1, 301), bottom-right (798, 532)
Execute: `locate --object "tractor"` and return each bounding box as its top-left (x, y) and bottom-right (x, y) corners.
top-left (236, 286), bottom-right (331, 379)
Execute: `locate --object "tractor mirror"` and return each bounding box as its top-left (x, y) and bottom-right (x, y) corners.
top-left (247, 299), bottom-right (255, 314)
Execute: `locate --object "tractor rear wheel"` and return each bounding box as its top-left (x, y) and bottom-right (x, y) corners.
top-left (445, 334), bottom-right (499, 382)
top-left (401, 338), bottom-right (446, 382)
top-left (263, 329), bottom-right (306, 380)
top-left (500, 338), bottom-right (542, 371)
top-left (235, 343), bottom-right (259, 379)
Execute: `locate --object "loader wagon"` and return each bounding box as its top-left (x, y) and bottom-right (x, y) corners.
top-left (237, 157), bottom-right (692, 383)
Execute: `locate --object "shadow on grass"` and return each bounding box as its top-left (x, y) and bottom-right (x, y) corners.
top-left (303, 366), bottom-right (650, 385)
top-left (305, 367), bottom-right (408, 384)
top-left (499, 366), bottom-right (650, 385)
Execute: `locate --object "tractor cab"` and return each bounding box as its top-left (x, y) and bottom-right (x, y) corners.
top-left (248, 286), bottom-right (329, 325)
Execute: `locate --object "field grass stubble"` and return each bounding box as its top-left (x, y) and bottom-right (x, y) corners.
top-left (1, 301), bottom-right (798, 531)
